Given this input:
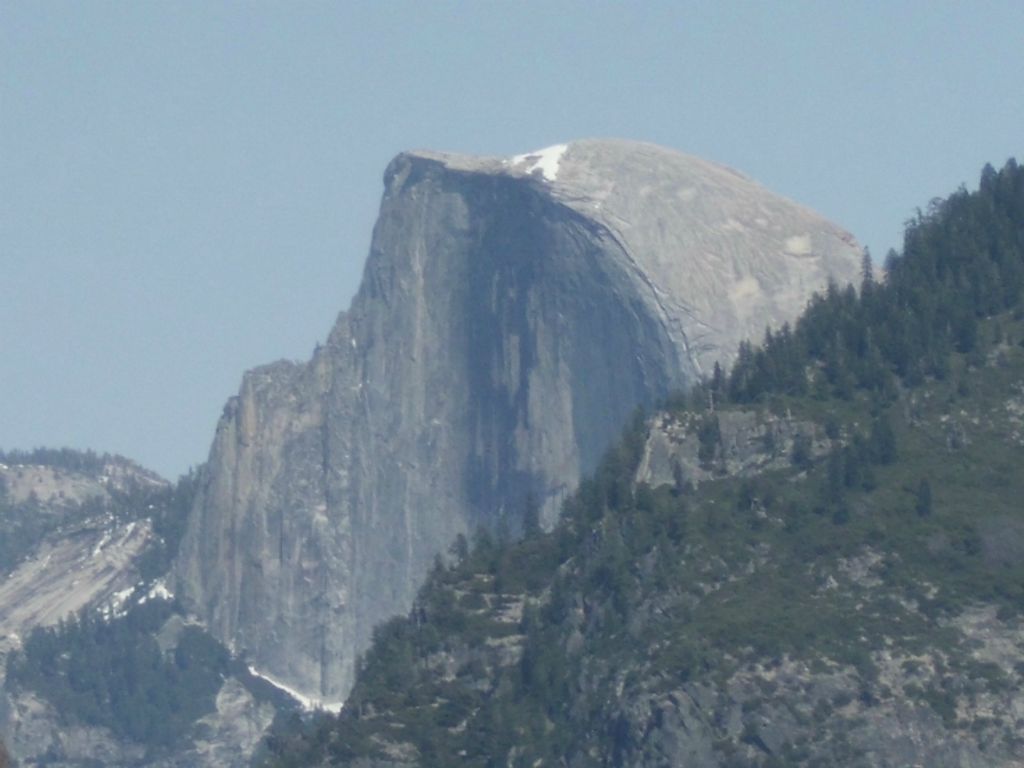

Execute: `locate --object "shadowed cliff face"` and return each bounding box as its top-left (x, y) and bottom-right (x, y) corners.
top-left (173, 140), bottom-right (861, 702)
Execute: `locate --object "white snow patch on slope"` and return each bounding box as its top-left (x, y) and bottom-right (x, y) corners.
top-left (92, 531), bottom-right (112, 557)
top-left (247, 665), bottom-right (344, 714)
top-left (137, 578), bottom-right (174, 606)
top-left (508, 143), bottom-right (568, 182)
top-left (148, 579), bottom-right (173, 601)
top-left (104, 586), bottom-right (136, 618)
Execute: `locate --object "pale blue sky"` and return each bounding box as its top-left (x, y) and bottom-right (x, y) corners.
top-left (2, 1), bottom-right (1022, 479)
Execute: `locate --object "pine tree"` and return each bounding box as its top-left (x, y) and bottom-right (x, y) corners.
top-left (522, 492), bottom-right (541, 538)
top-left (915, 478), bottom-right (933, 517)
top-left (860, 247), bottom-right (875, 289)
top-left (870, 415), bottom-right (897, 465)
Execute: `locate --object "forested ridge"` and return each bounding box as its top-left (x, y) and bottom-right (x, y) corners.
top-left (260, 159), bottom-right (1024, 767)
top-left (1, 466), bottom-right (207, 752)
top-left (0, 460), bottom-right (195, 579)
top-left (5, 600), bottom-right (228, 748)
top-left (0, 447), bottom-right (117, 475)
top-left (724, 160), bottom-right (1024, 404)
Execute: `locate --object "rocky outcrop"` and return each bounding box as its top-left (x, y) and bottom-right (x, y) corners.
top-left (0, 458), bottom-right (181, 767)
top-left (173, 139), bottom-right (861, 702)
top-left (2, 691), bottom-right (148, 767)
top-left (637, 409), bottom-right (830, 490)
top-left (0, 456), bottom-right (165, 510)
top-left (609, 636), bottom-right (1024, 768)
top-left (0, 458), bottom-right (167, 664)
top-left (0, 517), bottom-right (152, 647)
top-left (1, 678), bottom-right (275, 768)
top-left (163, 679), bottom-right (275, 768)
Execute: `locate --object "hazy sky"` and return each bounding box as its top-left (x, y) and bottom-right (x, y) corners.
top-left (2, 2), bottom-right (1022, 479)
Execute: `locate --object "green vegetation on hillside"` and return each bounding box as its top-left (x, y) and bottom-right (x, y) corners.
top-left (1, 460), bottom-right (215, 751)
top-left (5, 600), bottom-right (229, 749)
top-left (0, 488), bottom-right (50, 574)
top-left (723, 159), bottom-right (1024, 406)
top-left (137, 469), bottom-right (200, 582)
top-left (261, 159), bottom-right (1024, 766)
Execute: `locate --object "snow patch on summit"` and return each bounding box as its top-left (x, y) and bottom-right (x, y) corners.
top-left (508, 143), bottom-right (568, 182)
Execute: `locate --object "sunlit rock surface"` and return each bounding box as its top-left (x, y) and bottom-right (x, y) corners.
top-left (174, 139), bottom-right (861, 702)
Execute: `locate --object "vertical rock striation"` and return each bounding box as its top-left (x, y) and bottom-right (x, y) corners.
top-left (173, 139), bottom-right (861, 702)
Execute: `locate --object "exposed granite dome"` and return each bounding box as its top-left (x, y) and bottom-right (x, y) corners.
top-left (174, 140), bottom-right (861, 702)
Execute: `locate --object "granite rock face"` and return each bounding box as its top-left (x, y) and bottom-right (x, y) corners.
top-left (173, 139), bottom-right (861, 702)
top-left (0, 457), bottom-right (167, 667)
top-left (636, 409), bottom-right (831, 490)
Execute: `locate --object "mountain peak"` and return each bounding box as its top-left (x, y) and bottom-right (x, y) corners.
top-left (397, 138), bottom-right (748, 187)
top-left (392, 139), bottom-right (858, 373)
top-left (176, 140), bottom-right (861, 702)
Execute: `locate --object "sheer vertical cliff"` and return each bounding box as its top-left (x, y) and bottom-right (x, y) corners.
top-left (173, 139), bottom-right (861, 703)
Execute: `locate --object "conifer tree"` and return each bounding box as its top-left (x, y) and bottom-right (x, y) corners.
top-left (915, 478), bottom-right (933, 517)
